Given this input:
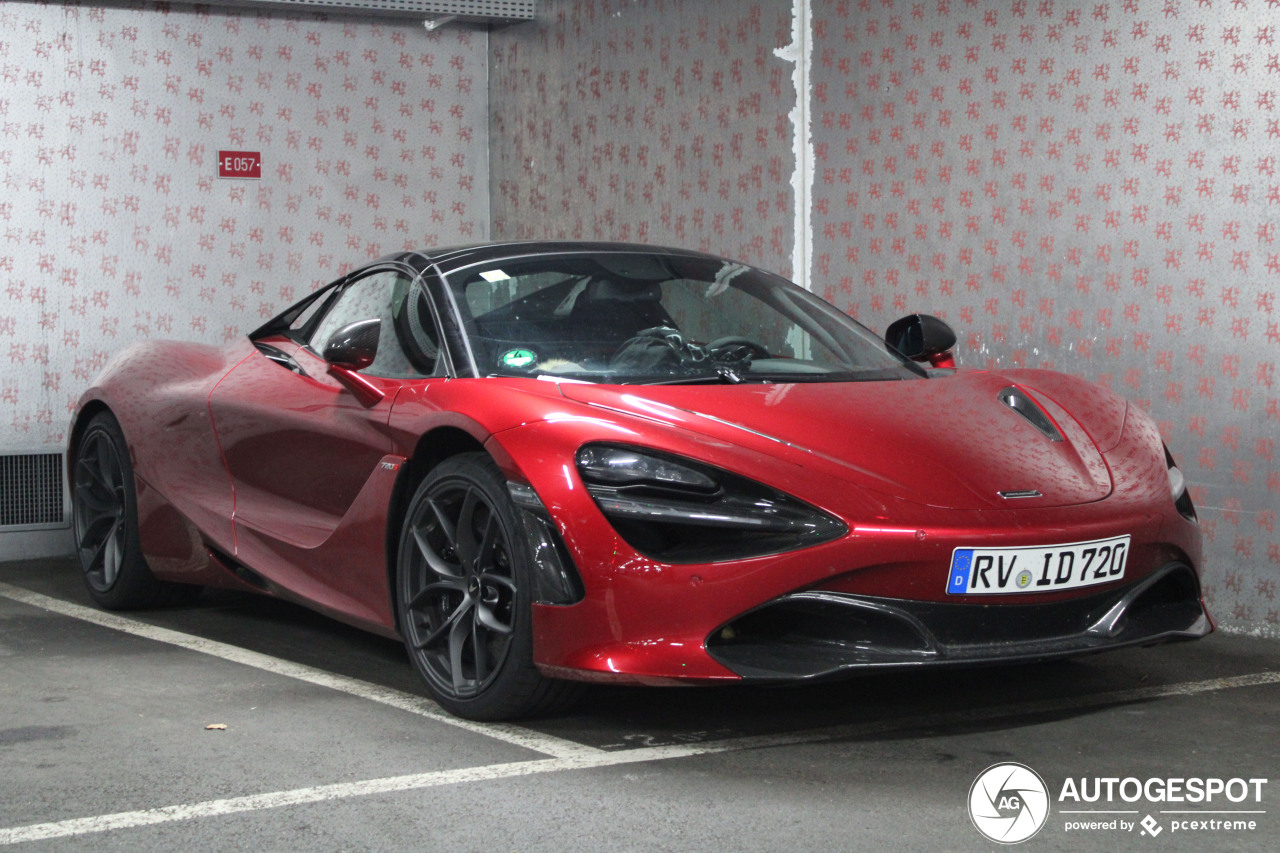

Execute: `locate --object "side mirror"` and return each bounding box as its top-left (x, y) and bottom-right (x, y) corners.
top-left (322, 318), bottom-right (380, 371)
top-left (885, 314), bottom-right (957, 368)
top-left (322, 319), bottom-right (385, 406)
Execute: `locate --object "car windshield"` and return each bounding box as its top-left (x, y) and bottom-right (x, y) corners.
top-left (444, 252), bottom-right (924, 385)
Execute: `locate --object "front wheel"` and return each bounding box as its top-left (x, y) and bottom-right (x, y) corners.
top-left (396, 453), bottom-right (581, 721)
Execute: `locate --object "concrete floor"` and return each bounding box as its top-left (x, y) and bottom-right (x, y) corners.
top-left (0, 557), bottom-right (1276, 851)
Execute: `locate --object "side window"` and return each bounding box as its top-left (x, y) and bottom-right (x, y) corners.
top-left (285, 290), bottom-right (333, 337)
top-left (310, 273), bottom-right (391, 351)
top-left (309, 270), bottom-right (440, 378)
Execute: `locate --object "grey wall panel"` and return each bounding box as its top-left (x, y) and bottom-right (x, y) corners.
top-left (489, 0), bottom-right (798, 276)
top-left (808, 0), bottom-right (1277, 635)
top-left (0, 3), bottom-right (488, 470)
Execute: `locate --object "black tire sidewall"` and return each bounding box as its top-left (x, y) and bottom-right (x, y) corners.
top-left (396, 453), bottom-right (541, 721)
top-left (73, 412), bottom-right (161, 609)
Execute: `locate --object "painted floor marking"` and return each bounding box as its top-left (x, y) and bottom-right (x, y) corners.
top-left (0, 582), bottom-right (596, 761)
top-left (0, 650), bottom-right (1276, 846)
top-left (3, 582), bottom-right (1278, 845)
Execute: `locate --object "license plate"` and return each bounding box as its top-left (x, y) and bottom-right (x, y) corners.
top-left (946, 535), bottom-right (1129, 595)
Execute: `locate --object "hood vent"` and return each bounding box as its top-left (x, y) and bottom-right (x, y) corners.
top-left (997, 386), bottom-right (1064, 443)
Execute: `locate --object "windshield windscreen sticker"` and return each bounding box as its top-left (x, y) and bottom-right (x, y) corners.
top-left (480, 269), bottom-right (511, 283)
top-left (500, 349), bottom-right (538, 370)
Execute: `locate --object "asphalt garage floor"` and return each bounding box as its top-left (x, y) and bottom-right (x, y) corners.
top-left (1, 558), bottom-right (1277, 852)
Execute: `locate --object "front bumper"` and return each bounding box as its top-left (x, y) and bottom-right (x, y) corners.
top-left (493, 415), bottom-right (1208, 684)
top-left (706, 562), bottom-right (1211, 680)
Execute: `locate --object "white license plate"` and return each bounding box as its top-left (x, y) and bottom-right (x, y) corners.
top-left (946, 536), bottom-right (1130, 595)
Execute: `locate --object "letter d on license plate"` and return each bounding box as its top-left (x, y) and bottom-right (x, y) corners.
top-left (946, 535), bottom-right (1130, 595)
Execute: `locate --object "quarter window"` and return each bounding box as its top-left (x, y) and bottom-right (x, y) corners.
top-left (309, 270), bottom-right (439, 378)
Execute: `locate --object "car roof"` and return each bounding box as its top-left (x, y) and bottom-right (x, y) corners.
top-left (392, 241), bottom-right (730, 277)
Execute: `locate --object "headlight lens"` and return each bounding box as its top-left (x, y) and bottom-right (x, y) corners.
top-left (575, 445), bottom-right (717, 491)
top-left (575, 444), bottom-right (847, 563)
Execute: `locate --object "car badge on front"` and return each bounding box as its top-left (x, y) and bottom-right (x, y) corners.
top-left (998, 489), bottom-right (1042, 499)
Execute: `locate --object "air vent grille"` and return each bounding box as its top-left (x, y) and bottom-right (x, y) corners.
top-left (0, 453), bottom-right (67, 530)
top-left (217, 0), bottom-right (536, 20)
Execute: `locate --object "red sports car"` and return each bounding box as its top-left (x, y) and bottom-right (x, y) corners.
top-left (70, 242), bottom-right (1211, 720)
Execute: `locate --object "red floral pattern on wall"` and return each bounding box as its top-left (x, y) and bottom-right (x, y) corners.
top-left (492, 0), bottom-right (1275, 633)
top-left (3, 0), bottom-right (1271, 633)
top-left (489, 0), bottom-right (798, 275)
top-left (809, 0), bottom-right (1278, 633)
top-left (0, 3), bottom-right (488, 451)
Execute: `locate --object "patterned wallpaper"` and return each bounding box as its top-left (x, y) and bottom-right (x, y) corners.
top-left (2, 0), bottom-right (1274, 634)
top-left (0, 2), bottom-right (488, 452)
top-left (491, 0), bottom-right (1276, 635)
top-left (808, 0), bottom-right (1278, 635)
top-left (488, 0), bottom-right (798, 275)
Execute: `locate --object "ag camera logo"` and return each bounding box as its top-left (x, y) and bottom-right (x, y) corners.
top-left (968, 762), bottom-right (1051, 844)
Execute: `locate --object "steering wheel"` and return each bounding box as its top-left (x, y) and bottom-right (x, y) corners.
top-left (707, 335), bottom-right (770, 362)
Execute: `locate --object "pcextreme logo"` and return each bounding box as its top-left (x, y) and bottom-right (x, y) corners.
top-left (966, 764), bottom-right (1270, 844)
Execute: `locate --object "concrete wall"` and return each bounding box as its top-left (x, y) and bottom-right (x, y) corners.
top-left (0, 2), bottom-right (488, 453)
top-left (3, 0), bottom-right (1274, 635)
top-left (0, 1), bottom-right (488, 557)
top-left (490, 0), bottom-right (1277, 636)
top-left (489, 0), bottom-right (799, 276)
top-left (807, 0), bottom-right (1278, 635)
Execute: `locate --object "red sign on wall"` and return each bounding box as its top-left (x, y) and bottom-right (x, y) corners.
top-left (217, 150), bottom-right (262, 180)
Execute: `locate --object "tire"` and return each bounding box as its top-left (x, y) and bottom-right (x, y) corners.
top-left (72, 411), bottom-right (201, 610)
top-left (396, 453), bottom-right (582, 721)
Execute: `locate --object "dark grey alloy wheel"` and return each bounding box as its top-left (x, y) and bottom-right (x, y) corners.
top-left (397, 453), bottom-right (581, 721)
top-left (72, 411), bottom-right (199, 609)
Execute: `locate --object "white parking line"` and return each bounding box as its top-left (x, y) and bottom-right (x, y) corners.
top-left (0, 582), bottom-right (598, 760)
top-left (1, 668), bottom-right (1277, 845)
top-left (0, 749), bottom-right (673, 846)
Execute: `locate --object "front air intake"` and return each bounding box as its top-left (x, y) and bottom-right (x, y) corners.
top-left (0, 453), bottom-right (67, 530)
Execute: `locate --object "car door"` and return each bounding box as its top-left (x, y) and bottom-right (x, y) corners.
top-left (209, 267), bottom-right (434, 553)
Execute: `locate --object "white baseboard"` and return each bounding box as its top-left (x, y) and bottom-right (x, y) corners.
top-left (0, 527), bottom-right (75, 562)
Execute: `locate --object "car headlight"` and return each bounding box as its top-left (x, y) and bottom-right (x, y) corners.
top-left (1165, 446), bottom-right (1197, 522)
top-left (575, 444), bottom-right (847, 563)
top-left (576, 445), bottom-right (718, 491)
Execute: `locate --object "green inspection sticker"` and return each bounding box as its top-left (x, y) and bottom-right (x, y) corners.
top-left (500, 349), bottom-right (538, 369)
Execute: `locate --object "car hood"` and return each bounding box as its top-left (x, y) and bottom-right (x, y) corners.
top-left (556, 370), bottom-right (1114, 510)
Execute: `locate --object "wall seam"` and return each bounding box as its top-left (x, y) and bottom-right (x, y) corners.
top-left (775, 0), bottom-right (812, 289)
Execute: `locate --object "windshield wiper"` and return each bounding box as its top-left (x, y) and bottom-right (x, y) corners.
top-left (646, 370), bottom-right (916, 386)
top-left (636, 366), bottom-right (745, 385)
